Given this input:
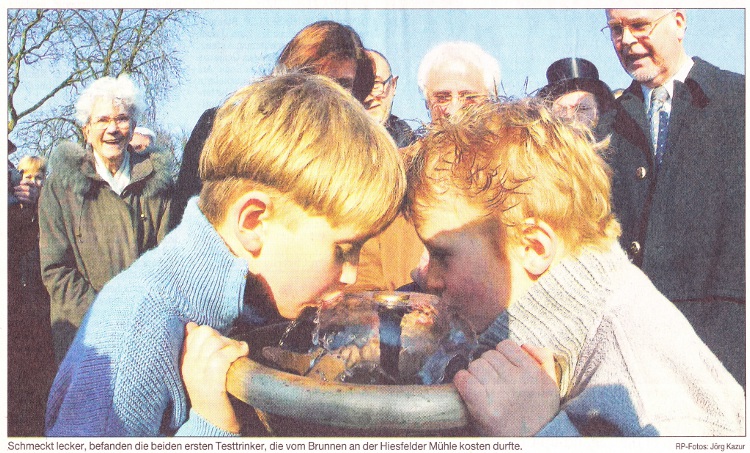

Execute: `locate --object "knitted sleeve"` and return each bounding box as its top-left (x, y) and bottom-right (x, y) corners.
top-left (536, 411), bottom-right (581, 436)
top-left (47, 287), bottom-right (240, 436)
top-left (112, 301), bottom-right (240, 437)
top-left (175, 409), bottom-right (240, 437)
top-left (111, 306), bottom-right (188, 435)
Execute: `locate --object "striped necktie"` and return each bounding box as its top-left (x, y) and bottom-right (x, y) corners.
top-left (649, 86), bottom-right (670, 169)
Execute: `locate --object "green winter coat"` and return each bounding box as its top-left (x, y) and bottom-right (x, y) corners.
top-left (39, 142), bottom-right (173, 363)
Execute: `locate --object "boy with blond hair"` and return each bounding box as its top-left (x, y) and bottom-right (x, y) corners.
top-left (46, 73), bottom-right (406, 436)
top-left (12, 155), bottom-right (47, 207)
top-left (17, 155), bottom-right (47, 186)
top-left (405, 99), bottom-right (744, 436)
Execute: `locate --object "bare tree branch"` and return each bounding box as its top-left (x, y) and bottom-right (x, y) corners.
top-left (8, 8), bottom-right (198, 156)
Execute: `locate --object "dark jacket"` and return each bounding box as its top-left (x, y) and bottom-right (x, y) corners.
top-left (168, 107), bottom-right (216, 230)
top-left (608, 57), bottom-right (744, 303)
top-left (384, 114), bottom-right (415, 148)
top-left (39, 142), bottom-right (173, 362)
top-left (607, 58), bottom-right (745, 384)
top-left (8, 184), bottom-right (55, 436)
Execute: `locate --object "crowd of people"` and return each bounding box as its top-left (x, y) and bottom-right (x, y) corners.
top-left (7, 9), bottom-right (744, 438)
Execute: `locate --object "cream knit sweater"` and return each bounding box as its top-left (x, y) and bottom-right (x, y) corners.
top-left (479, 245), bottom-right (745, 436)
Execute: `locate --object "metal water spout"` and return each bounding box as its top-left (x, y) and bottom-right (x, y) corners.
top-left (375, 292), bottom-right (411, 379)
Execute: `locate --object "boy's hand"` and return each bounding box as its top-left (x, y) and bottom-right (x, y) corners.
top-left (13, 181), bottom-right (40, 205)
top-left (181, 322), bottom-right (249, 434)
top-left (453, 339), bottom-right (560, 437)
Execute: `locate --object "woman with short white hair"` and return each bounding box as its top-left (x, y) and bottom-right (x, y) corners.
top-left (39, 74), bottom-right (173, 363)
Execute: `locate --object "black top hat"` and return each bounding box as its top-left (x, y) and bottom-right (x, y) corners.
top-left (538, 58), bottom-right (615, 111)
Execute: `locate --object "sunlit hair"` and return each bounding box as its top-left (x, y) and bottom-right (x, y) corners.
top-left (275, 20), bottom-right (365, 72)
top-left (17, 155), bottom-right (48, 176)
top-left (417, 41), bottom-right (501, 97)
top-left (274, 20), bottom-right (373, 103)
top-left (199, 72), bottom-right (406, 237)
top-left (75, 74), bottom-right (143, 125)
top-left (406, 98), bottom-right (620, 254)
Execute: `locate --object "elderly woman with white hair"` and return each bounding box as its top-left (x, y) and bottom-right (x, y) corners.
top-left (39, 74), bottom-right (173, 363)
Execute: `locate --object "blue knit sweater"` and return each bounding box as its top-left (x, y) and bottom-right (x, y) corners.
top-left (46, 198), bottom-right (252, 436)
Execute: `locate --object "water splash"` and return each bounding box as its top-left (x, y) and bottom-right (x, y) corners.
top-left (270, 292), bottom-right (477, 385)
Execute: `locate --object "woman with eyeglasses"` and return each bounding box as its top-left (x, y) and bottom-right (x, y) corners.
top-left (38, 74), bottom-right (174, 364)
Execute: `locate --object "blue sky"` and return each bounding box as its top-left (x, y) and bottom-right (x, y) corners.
top-left (8, 7), bottom-right (746, 143)
top-left (156, 8), bottom-right (745, 138)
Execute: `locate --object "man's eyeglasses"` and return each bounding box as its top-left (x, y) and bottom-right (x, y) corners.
top-left (429, 91), bottom-right (488, 107)
top-left (371, 75), bottom-right (394, 97)
top-left (90, 115), bottom-right (132, 130)
top-left (601, 9), bottom-right (676, 41)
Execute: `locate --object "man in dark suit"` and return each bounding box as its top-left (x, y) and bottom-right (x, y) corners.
top-left (604, 9), bottom-right (745, 385)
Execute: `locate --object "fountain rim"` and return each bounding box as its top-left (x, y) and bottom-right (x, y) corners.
top-left (226, 356), bottom-right (470, 431)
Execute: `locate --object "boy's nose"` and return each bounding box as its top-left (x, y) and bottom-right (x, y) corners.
top-left (424, 265), bottom-right (444, 294)
top-left (339, 261), bottom-right (357, 285)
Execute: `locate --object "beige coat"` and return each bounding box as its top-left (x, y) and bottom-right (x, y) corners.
top-left (350, 215), bottom-right (424, 292)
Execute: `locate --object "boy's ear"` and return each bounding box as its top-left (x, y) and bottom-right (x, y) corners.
top-left (231, 191), bottom-right (273, 256)
top-left (518, 219), bottom-right (558, 278)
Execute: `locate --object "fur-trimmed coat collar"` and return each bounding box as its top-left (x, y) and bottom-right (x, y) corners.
top-left (49, 141), bottom-right (173, 198)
